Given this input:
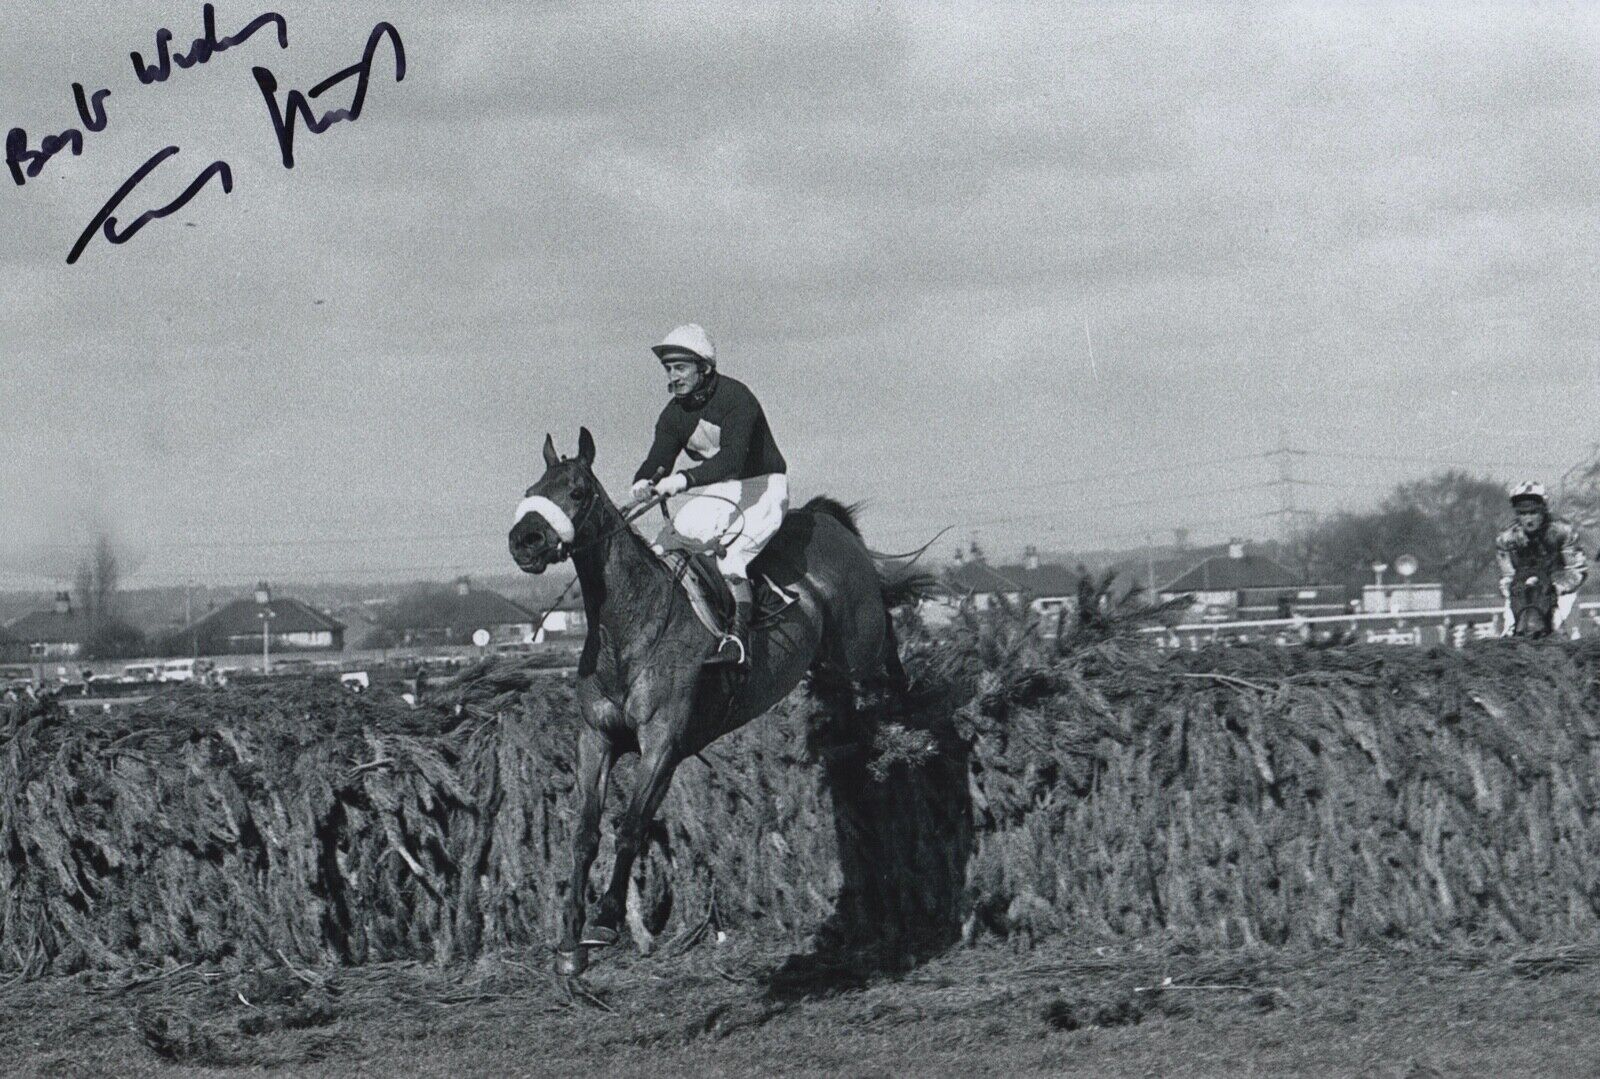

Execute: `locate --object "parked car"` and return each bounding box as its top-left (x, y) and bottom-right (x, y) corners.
top-left (159, 659), bottom-right (197, 682)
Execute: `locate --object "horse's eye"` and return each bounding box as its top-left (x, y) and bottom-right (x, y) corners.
top-left (570, 480), bottom-right (589, 500)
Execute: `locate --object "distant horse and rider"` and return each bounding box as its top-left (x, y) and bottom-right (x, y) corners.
top-left (508, 325), bottom-right (926, 975)
top-left (1497, 481), bottom-right (1587, 638)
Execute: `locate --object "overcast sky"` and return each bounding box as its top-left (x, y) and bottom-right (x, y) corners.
top-left (2, 2), bottom-right (1596, 588)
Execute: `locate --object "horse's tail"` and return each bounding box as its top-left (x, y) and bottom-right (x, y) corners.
top-left (880, 568), bottom-right (939, 611)
top-left (800, 495), bottom-right (865, 538)
top-left (798, 494), bottom-right (934, 702)
top-left (798, 495), bottom-right (943, 612)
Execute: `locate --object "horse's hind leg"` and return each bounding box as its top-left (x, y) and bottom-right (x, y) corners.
top-left (881, 611), bottom-right (913, 713)
top-left (555, 725), bottom-right (615, 975)
top-left (587, 721), bottom-right (684, 949)
top-left (810, 629), bottom-right (859, 734)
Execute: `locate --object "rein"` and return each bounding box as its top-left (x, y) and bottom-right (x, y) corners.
top-left (518, 475), bottom-right (752, 649)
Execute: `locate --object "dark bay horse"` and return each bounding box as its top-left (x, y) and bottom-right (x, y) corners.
top-left (1510, 570), bottom-right (1558, 638)
top-left (508, 428), bottom-right (918, 975)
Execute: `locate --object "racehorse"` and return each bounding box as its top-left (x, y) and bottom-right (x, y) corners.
top-left (1510, 568), bottom-right (1558, 638)
top-left (508, 428), bottom-right (923, 975)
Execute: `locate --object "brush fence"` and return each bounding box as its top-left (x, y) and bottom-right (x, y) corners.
top-left (2, 639), bottom-right (1597, 974)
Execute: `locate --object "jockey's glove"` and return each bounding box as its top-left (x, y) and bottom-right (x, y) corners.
top-left (654, 473), bottom-right (689, 497)
top-left (630, 479), bottom-right (654, 504)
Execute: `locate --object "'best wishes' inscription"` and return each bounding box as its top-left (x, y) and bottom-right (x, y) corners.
top-left (6, 5), bottom-right (406, 265)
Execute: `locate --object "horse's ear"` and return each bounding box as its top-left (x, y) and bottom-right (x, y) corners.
top-left (577, 427), bottom-right (596, 465)
top-left (542, 434), bottom-right (559, 469)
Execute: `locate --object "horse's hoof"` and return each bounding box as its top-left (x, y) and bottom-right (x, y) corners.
top-left (581, 925), bottom-right (620, 948)
top-left (553, 948), bottom-right (588, 976)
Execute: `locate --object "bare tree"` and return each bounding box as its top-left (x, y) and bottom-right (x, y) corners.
top-left (1379, 471), bottom-right (1506, 597)
top-left (91, 535), bottom-right (119, 628)
top-left (1300, 470), bottom-right (1507, 598)
top-left (1559, 444), bottom-right (1600, 530)
top-left (73, 534), bottom-right (139, 659)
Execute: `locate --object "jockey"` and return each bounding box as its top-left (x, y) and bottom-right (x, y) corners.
top-left (630, 324), bottom-right (789, 666)
top-left (1495, 480), bottom-right (1587, 635)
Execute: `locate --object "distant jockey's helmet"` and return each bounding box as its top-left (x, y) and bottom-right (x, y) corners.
top-left (1509, 480), bottom-right (1548, 509)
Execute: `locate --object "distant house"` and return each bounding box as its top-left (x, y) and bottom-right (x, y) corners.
top-left (163, 588), bottom-right (345, 656)
top-left (536, 599), bottom-right (587, 641)
top-left (6, 592), bottom-right (87, 659)
top-left (380, 577), bottom-right (543, 647)
top-left (1159, 542), bottom-right (1346, 619)
top-left (926, 544), bottom-right (1081, 631)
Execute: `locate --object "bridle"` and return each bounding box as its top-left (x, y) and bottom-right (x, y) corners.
top-left (512, 467), bottom-right (766, 681)
top-left (518, 466), bottom-right (668, 567)
top-left (514, 473), bottom-right (691, 657)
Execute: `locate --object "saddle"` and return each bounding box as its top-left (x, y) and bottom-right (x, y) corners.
top-left (657, 549), bottom-right (800, 638)
top-left (655, 525), bottom-right (807, 640)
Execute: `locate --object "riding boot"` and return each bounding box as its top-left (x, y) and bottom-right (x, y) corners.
top-left (706, 579), bottom-right (753, 667)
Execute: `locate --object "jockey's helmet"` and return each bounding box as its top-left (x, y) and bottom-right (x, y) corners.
top-left (652, 324), bottom-right (716, 369)
top-left (1508, 480), bottom-right (1547, 509)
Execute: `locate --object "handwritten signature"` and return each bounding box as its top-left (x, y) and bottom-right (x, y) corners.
top-left (67, 147), bottom-right (232, 265)
top-left (131, 4), bottom-right (288, 86)
top-left (253, 23), bottom-right (406, 170)
top-left (6, 6), bottom-right (404, 265)
top-left (5, 83), bottom-right (112, 186)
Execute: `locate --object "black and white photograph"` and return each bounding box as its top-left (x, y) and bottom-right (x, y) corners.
top-left (3, 3), bottom-right (1600, 1074)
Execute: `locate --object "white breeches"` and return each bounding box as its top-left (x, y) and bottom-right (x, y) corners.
top-left (654, 473), bottom-right (789, 580)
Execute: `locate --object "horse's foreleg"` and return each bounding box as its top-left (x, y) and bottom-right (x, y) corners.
top-left (587, 723), bottom-right (683, 948)
top-left (556, 725), bottom-right (614, 974)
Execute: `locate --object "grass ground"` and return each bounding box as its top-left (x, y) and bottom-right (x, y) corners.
top-left (3, 934), bottom-right (1598, 1077)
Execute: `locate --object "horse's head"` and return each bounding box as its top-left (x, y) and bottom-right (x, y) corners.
top-left (509, 427), bottom-right (604, 574)
top-left (1511, 568), bottom-right (1558, 639)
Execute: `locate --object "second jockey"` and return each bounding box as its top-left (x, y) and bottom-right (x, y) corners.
top-left (1495, 480), bottom-right (1587, 635)
top-left (631, 324), bottom-right (789, 666)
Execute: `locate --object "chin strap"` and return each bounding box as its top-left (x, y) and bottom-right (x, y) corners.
top-left (679, 370), bottom-right (718, 407)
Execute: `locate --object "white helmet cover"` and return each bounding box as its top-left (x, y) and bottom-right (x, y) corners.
top-left (651, 323), bottom-right (716, 368)
top-left (1509, 480), bottom-right (1547, 506)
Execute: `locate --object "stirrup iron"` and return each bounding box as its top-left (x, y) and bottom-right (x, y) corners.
top-left (709, 632), bottom-right (746, 666)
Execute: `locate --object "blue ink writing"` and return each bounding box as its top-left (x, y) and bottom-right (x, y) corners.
top-left (251, 22), bottom-right (404, 169)
top-left (67, 145), bottom-right (232, 265)
top-left (131, 4), bottom-right (287, 85)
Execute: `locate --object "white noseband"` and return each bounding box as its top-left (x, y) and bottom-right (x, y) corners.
top-left (513, 495), bottom-right (576, 544)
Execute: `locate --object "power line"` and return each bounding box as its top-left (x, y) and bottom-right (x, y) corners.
top-left (115, 563), bottom-right (532, 586)
top-left (24, 532), bottom-right (507, 553)
top-left (873, 451), bottom-right (1274, 508)
top-left (1035, 511), bottom-right (1278, 547)
top-left (1299, 449), bottom-right (1567, 469)
top-left (12, 446), bottom-right (1572, 564)
top-left (944, 482), bottom-right (1282, 529)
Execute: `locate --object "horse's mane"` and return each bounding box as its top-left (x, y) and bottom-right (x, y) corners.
top-left (799, 495), bottom-right (864, 539)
